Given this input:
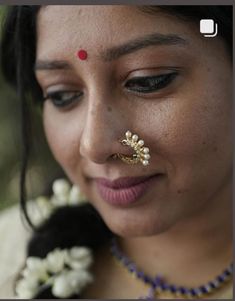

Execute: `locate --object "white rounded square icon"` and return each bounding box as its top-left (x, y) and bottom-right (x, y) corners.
top-left (200, 19), bottom-right (214, 34)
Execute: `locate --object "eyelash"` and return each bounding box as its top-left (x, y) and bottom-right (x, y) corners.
top-left (125, 72), bottom-right (178, 94)
top-left (43, 91), bottom-right (83, 108)
top-left (43, 72), bottom-right (178, 108)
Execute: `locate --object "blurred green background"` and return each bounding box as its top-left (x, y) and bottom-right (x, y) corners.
top-left (0, 6), bottom-right (63, 211)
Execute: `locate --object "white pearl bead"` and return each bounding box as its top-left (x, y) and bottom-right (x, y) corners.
top-left (126, 131), bottom-right (132, 138)
top-left (142, 160), bottom-right (149, 166)
top-left (143, 147), bottom-right (149, 154)
top-left (144, 154), bottom-right (150, 160)
top-left (132, 134), bottom-right (138, 142)
top-left (138, 140), bottom-right (144, 146)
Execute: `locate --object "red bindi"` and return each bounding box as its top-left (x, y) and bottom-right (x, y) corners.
top-left (77, 49), bottom-right (88, 60)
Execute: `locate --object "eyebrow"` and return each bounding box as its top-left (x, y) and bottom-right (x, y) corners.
top-left (35, 32), bottom-right (188, 71)
top-left (102, 33), bottom-right (188, 61)
top-left (35, 60), bottom-right (71, 71)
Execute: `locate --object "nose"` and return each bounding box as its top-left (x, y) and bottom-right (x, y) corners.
top-left (80, 100), bottom-right (132, 164)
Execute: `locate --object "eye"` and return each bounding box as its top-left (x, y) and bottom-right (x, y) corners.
top-left (43, 90), bottom-right (83, 108)
top-left (124, 72), bottom-right (178, 94)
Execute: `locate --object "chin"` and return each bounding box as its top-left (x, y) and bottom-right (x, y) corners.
top-left (101, 212), bottom-right (174, 238)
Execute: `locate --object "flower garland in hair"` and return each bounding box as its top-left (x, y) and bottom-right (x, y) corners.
top-left (15, 247), bottom-right (93, 298)
top-left (27, 178), bottom-right (88, 226)
top-left (15, 179), bottom-right (93, 299)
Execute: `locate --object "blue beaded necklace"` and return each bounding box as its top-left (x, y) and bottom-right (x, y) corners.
top-left (110, 238), bottom-right (233, 299)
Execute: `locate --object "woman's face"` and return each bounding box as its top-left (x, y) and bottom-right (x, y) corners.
top-left (36, 6), bottom-right (232, 237)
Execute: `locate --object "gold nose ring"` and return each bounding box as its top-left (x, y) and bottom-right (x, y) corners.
top-left (116, 130), bottom-right (150, 166)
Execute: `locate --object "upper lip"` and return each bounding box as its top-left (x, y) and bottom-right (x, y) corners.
top-left (94, 174), bottom-right (160, 189)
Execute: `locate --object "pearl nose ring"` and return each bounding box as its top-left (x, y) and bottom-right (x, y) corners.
top-left (115, 130), bottom-right (151, 166)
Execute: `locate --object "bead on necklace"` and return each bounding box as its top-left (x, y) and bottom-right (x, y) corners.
top-left (110, 238), bottom-right (233, 299)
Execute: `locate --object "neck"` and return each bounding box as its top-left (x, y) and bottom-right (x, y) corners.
top-left (118, 179), bottom-right (232, 287)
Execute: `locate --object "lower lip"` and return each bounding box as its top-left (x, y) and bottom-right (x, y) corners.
top-left (95, 175), bottom-right (161, 206)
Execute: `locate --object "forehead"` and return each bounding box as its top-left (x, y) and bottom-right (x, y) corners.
top-left (36, 5), bottom-right (194, 59)
top-left (37, 5), bottom-right (163, 37)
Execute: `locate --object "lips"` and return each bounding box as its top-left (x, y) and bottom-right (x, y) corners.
top-left (94, 174), bottom-right (160, 206)
top-left (95, 176), bottom-right (153, 188)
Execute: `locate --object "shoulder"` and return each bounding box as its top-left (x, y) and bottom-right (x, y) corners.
top-left (0, 204), bottom-right (31, 298)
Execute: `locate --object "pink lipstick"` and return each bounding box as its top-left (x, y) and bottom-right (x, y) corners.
top-left (95, 175), bottom-right (160, 206)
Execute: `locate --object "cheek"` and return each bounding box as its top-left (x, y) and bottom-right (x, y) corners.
top-left (144, 75), bottom-right (232, 186)
top-left (169, 65), bottom-right (230, 153)
top-left (42, 104), bottom-right (82, 174)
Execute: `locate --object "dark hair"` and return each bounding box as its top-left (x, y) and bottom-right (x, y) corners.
top-left (1, 5), bottom-right (233, 299)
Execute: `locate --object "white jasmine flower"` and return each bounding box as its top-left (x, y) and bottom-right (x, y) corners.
top-left (52, 269), bottom-right (93, 298)
top-left (36, 196), bottom-right (53, 216)
top-left (22, 257), bottom-right (48, 281)
top-left (69, 185), bottom-right (87, 205)
top-left (15, 277), bottom-right (39, 299)
top-left (51, 270), bottom-right (74, 298)
top-left (26, 257), bottom-right (43, 270)
top-left (50, 194), bottom-right (68, 207)
top-left (52, 179), bottom-right (70, 199)
top-left (27, 205), bottom-right (44, 226)
top-left (26, 196), bottom-right (53, 226)
top-left (36, 196), bottom-right (53, 222)
top-left (26, 200), bottom-right (46, 226)
top-left (27, 178), bottom-right (88, 226)
top-left (66, 247), bottom-right (93, 270)
top-left (15, 246), bottom-right (93, 299)
top-left (45, 248), bottom-right (67, 273)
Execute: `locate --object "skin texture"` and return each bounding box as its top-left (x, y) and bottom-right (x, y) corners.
top-left (36, 6), bottom-right (232, 297)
